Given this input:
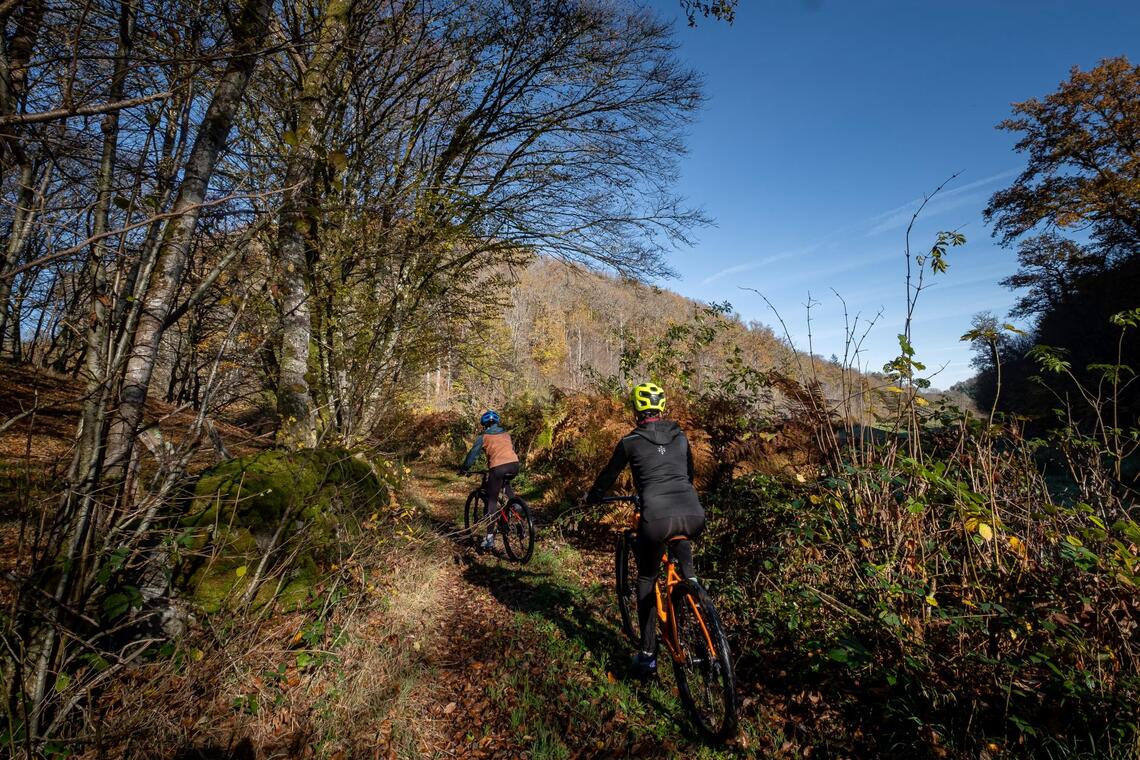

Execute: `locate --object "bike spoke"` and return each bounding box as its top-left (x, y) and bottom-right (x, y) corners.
top-left (671, 583), bottom-right (736, 740)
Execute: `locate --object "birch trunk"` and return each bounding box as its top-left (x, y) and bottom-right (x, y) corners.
top-left (104, 0), bottom-right (272, 478)
top-left (275, 0), bottom-right (354, 448)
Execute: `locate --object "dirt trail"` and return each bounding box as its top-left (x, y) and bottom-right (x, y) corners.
top-left (400, 468), bottom-right (540, 757)
top-left (396, 466), bottom-right (750, 760)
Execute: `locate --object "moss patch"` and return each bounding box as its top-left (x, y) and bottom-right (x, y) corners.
top-left (178, 449), bottom-right (388, 613)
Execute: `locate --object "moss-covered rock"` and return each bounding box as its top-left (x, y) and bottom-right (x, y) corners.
top-left (178, 448), bottom-right (387, 613)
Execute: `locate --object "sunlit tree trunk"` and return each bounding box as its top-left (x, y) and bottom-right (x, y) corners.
top-left (275, 0), bottom-right (355, 448)
top-left (105, 0), bottom-right (273, 479)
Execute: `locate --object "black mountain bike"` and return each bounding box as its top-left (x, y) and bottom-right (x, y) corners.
top-left (462, 470), bottom-right (536, 563)
top-left (607, 494), bottom-right (737, 742)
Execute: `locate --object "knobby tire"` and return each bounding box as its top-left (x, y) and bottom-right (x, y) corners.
top-left (464, 489), bottom-right (486, 543)
top-left (615, 532), bottom-right (640, 645)
top-left (501, 498), bottom-right (535, 563)
top-left (670, 581), bottom-right (738, 742)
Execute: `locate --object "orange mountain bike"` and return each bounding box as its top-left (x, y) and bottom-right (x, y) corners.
top-left (605, 495), bottom-right (738, 741)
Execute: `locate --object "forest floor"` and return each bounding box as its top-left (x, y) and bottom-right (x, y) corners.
top-left (377, 465), bottom-right (781, 758)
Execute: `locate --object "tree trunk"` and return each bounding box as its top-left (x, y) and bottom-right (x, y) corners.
top-left (104, 0), bottom-right (272, 478)
top-left (0, 161), bottom-right (37, 352)
top-left (71, 0), bottom-right (135, 494)
top-left (274, 0), bottom-right (354, 448)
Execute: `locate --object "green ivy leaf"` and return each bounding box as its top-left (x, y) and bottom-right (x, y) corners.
top-left (103, 592), bottom-right (130, 620)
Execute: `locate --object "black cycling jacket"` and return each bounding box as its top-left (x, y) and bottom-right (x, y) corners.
top-left (587, 419), bottom-right (704, 520)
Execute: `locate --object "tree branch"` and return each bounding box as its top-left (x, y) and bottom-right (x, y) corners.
top-left (0, 91), bottom-right (171, 127)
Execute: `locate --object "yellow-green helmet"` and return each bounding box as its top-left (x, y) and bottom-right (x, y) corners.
top-left (631, 382), bottom-right (666, 414)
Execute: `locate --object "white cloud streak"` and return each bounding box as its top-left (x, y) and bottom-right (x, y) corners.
top-left (698, 168), bottom-right (1019, 287)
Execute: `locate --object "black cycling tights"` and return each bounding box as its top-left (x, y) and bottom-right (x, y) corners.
top-left (634, 513), bottom-right (705, 656)
top-left (483, 462), bottom-right (519, 529)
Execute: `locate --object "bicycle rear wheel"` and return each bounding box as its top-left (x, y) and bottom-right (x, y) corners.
top-left (464, 489), bottom-right (486, 543)
top-left (615, 532), bottom-right (640, 645)
top-left (670, 581), bottom-right (737, 742)
top-left (501, 498), bottom-right (535, 563)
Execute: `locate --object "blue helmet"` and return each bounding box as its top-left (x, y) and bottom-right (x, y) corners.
top-left (480, 410), bottom-right (500, 427)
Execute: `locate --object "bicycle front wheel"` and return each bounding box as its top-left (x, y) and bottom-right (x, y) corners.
top-left (501, 498), bottom-right (535, 563)
top-left (464, 489), bottom-right (486, 542)
top-left (615, 532), bottom-right (640, 645)
top-left (670, 581), bottom-right (737, 742)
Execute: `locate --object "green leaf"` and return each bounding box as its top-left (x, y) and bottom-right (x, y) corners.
top-left (1109, 308), bottom-right (1140, 329)
top-left (1028, 344), bottom-right (1071, 373)
top-left (54, 674), bottom-right (71, 693)
top-left (102, 592), bottom-right (130, 620)
top-left (283, 130), bottom-right (298, 147)
top-left (897, 334), bottom-right (915, 357)
top-left (235, 565), bottom-right (248, 579)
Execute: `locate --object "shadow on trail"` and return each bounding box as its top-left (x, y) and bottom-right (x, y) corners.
top-left (461, 561), bottom-right (689, 733)
top-left (463, 562), bottom-right (624, 655)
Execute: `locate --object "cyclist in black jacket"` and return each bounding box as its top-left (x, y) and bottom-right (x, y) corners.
top-left (587, 382), bottom-right (706, 677)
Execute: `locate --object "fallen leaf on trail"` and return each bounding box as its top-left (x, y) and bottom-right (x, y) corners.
top-left (978, 523), bottom-right (994, 541)
top-left (443, 702), bottom-right (456, 715)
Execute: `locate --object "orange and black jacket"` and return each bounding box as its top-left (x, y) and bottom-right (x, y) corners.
top-left (461, 424), bottom-right (519, 470)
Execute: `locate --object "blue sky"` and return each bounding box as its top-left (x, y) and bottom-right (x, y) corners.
top-left (652, 0), bottom-right (1140, 387)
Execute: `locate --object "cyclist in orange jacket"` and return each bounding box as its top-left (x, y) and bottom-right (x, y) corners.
top-left (459, 410), bottom-right (520, 551)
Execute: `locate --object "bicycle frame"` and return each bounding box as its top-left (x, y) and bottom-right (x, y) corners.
top-left (609, 496), bottom-right (719, 663)
top-left (656, 548), bottom-right (719, 662)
